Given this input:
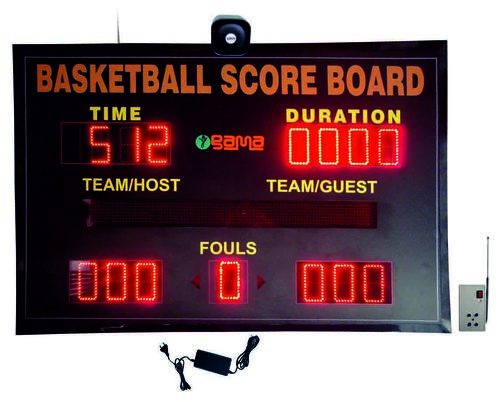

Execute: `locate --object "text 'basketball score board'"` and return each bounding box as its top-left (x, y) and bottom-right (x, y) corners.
top-left (14, 41), bottom-right (450, 334)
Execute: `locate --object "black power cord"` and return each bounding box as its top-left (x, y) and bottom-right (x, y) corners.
top-left (159, 335), bottom-right (260, 391)
top-left (228, 335), bottom-right (260, 374)
top-left (159, 343), bottom-right (194, 390)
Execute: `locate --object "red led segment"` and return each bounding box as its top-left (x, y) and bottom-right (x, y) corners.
top-left (135, 262), bottom-right (159, 301)
top-left (333, 264), bottom-right (355, 303)
top-left (210, 259), bottom-right (248, 304)
top-left (69, 260), bottom-right (161, 303)
top-left (318, 128), bottom-right (339, 165)
top-left (76, 261), bottom-right (98, 301)
top-left (217, 260), bottom-right (242, 302)
top-left (348, 128), bottom-right (369, 166)
top-left (61, 122), bottom-right (171, 165)
top-left (286, 124), bottom-right (404, 168)
top-left (378, 129), bottom-right (400, 166)
top-left (106, 262), bottom-right (127, 301)
top-left (302, 263), bottom-right (326, 303)
top-left (363, 264), bottom-right (386, 303)
top-left (89, 125), bottom-right (111, 164)
top-left (288, 128), bottom-right (310, 165)
top-left (147, 124), bottom-right (170, 164)
top-left (297, 261), bottom-right (392, 304)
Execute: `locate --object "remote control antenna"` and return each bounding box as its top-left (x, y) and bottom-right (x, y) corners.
top-left (116, 10), bottom-right (121, 44)
top-left (486, 236), bottom-right (490, 323)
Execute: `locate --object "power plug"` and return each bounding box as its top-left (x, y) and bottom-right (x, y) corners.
top-left (459, 284), bottom-right (486, 331)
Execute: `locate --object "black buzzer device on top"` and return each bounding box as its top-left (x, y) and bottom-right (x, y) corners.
top-left (14, 40), bottom-right (450, 334)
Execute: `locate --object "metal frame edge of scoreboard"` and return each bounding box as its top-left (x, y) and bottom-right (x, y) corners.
top-left (13, 40), bottom-right (450, 335)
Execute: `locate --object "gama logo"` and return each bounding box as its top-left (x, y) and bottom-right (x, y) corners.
top-left (195, 134), bottom-right (264, 151)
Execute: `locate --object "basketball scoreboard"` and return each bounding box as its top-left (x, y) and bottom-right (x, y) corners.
top-left (14, 41), bottom-right (450, 334)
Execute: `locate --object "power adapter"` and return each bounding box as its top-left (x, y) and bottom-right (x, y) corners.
top-left (160, 335), bottom-right (260, 390)
top-left (193, 349), bottom-right (232, 376)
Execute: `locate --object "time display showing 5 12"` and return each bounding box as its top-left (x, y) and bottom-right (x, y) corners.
top-left (61, 122), bottom-right (171, 165)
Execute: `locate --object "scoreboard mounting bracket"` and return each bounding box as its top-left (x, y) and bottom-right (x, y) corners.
top-left (14, 40), bottom-right (450, 334)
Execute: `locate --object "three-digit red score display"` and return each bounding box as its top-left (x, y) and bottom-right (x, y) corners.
top-left (297, 261), bottom-right (392, 304)
top-left (69, 260), bottom-right (161, 303)
top-left (287, 124), bottom-right (404, 168)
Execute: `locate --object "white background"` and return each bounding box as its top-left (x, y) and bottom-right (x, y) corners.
top-left (1, 0), bottom-right (499, 400)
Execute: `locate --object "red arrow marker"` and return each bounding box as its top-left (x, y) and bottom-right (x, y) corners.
top-left (257, 275), bottom-right (266, 290)
top-left (191, 275), bottom-right (201, 290)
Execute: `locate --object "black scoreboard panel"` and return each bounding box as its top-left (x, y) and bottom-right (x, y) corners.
top-left (14, 41), bottom-right (450, 334)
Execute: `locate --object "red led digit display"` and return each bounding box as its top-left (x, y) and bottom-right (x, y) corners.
top-left (363, 264), bottom-right (387, 303)
top-left (105, 262), bottom-right (128, 301)
top-left (318, 128), bottom-right (339, 165)
top-left (135, 262), bottom-right (160, 301)
top-left (217, 260), bottom-right (242, 302)
top-left (61, 122), bottom-right (171, 165)
top-left (89, 125), bottom-right (111, 164)
top-left (297, 261), bottom-right (392, 304)
top-left (286, 124), bottom-right (404, 168)
top-left (333, 264), bottom-right (355, 303)
top-left (209, 259), bottom-right (248, 304)
top-left (69, 260), bottom-right (161, 303)
top-left (146, 124), bottom-right (170, 164)
top-left (75, 261), bottom-right (98, 301)
top-left (288, 128), bottom-right (310, 165)
top-left (301, 263), bottom-right (326, 303)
